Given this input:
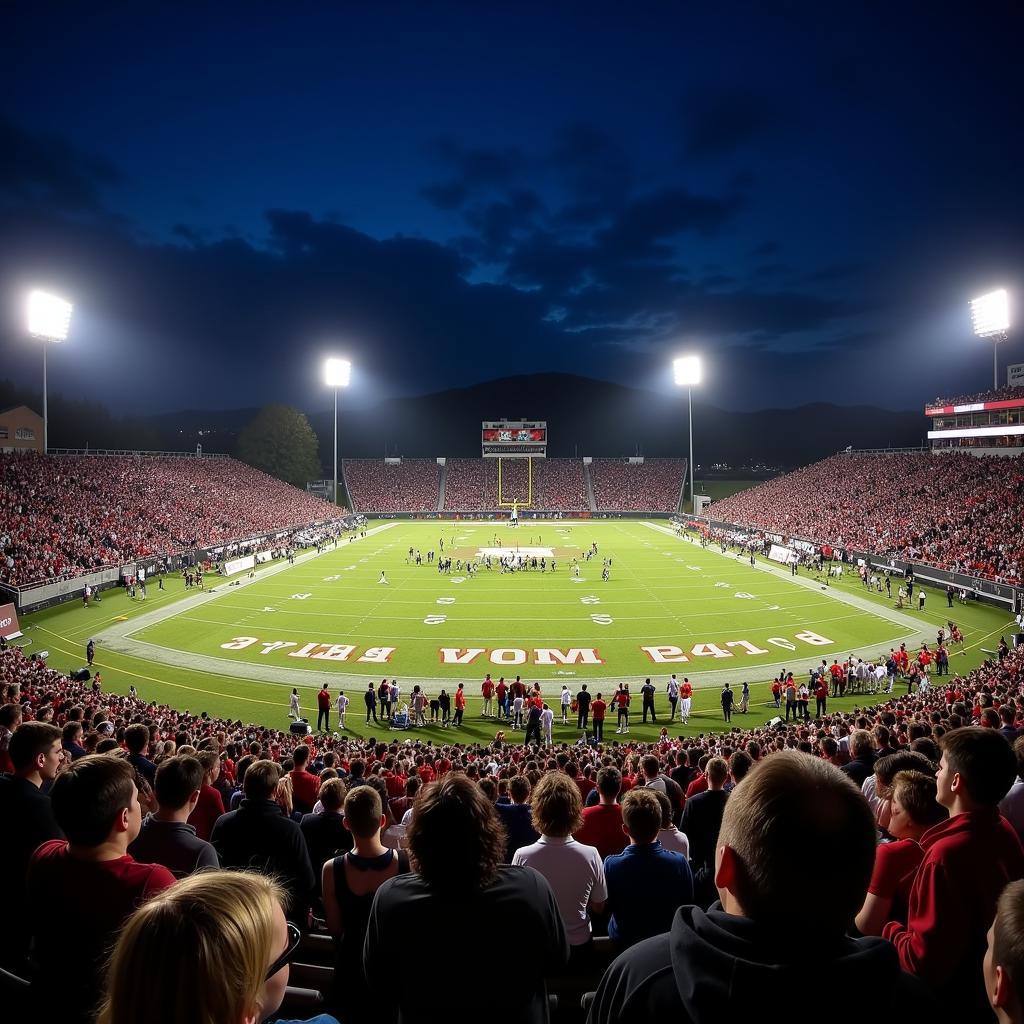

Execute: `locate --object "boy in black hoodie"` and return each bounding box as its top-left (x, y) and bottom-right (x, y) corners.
top-left (588, 751), bottom-right (940, 1024)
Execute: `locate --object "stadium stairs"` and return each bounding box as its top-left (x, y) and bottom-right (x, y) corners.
top-left (437, 460), bottom-right (447, 512)
top-left (583, 462), bottom-right (598, 513)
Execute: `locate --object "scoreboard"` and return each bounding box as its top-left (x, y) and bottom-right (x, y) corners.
top-left (482, 420), bottom-right (547, 458)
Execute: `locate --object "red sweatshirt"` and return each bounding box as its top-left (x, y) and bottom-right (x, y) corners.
top-left (883, 808), bottom-right (1024, 1017)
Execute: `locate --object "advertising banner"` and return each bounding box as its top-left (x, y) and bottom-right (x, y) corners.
top-left (0, 602), bottom-right (22, 640)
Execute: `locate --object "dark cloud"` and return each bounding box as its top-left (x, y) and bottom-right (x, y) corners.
top-left (594, 186), bottom-right (742, 258)
top-left (420, 140), bottom-right (523, 211)
top-left (0, 115), bottom-right (120, 213)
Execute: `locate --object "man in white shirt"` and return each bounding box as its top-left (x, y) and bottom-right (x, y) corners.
top-left (512, 772), bottom-right (606, 967)
top-left (288, 689), bottom-right (300, 720)
top-left (666, 675), bottom-right (679, 721)
top-left (560, 685), bottom-right (572, 725)
top-left (541, 703), bottom-right (554, 745)
top-left (336, 690), bottom-right (349, 730)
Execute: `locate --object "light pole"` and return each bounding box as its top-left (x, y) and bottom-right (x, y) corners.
top-left (26, 290), bottom-right (73, 454)
top-left (324, 358), bottom-right (351, 507)
top-left (970, 289), bottom-right (1010, 389)
top-left (673, 355), bottom-right (702, 514)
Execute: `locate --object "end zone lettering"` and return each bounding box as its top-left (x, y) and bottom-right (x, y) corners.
top-left (220, 631), bottom-right (833, 667)
top-left (220, 637), bottom-right (395, 663)
top-left (641, 630), bottom-right (834, 664)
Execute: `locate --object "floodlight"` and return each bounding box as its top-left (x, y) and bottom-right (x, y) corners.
top-left (970, 289), bottom-right (1010, 337)
top-left (27, 290), bottom-right (73, 341)
top-left (324, 357), bottom-right (351, 388)
top-left (673, 355), bottom-right (702, 387)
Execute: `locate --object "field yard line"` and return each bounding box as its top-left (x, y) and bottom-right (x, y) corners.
top-left (92, 523), bottom-right (397, 646)
top-left (641, 521), bottom-right (930, 646)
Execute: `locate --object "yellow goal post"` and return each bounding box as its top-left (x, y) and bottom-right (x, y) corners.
top-left (497, 456), bottom-right (533, 507)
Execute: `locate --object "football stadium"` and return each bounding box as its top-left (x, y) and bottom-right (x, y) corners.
top-left (3, 9), bottom-right (1024, 1024)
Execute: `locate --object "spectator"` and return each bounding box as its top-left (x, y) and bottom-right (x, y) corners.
top-left (589, 752), bottom-right (934, 1024)
top-left (125, 722), bottom-right (156, 786)
top-left (187, 748), bottom-right (226, 841)
top-left (855, 769), bottom-right (947, 935)
top-left (0, 721), bottom-right (64, 970)
top-left (604, 788), bottom-right (694, 949)
top-left (322, 784), bottom-right (409, 1024)
top-left (679, 756), bottom-right (730, 908)
top-left (27, 755), bottom-right (176, 1024)
top-left (575, 766), bottom-right (626, 860)
top-left (495, 773), bottom-right (540, 862)
top-left (1001, 735), bottom-right (1024, 844)
top-left (883, 728), bottom-right (1024, 1020)
top-left (96, 869), bottom-right (338, 1024)
top-left (289, 744), bottom-right (320, 815)
top-left (985, 879), bottom-right (1024, 1024)
top-left (129, 754), bottom-right (220, 878)
top-left (842, 729), bottom-right (877, 787)
top-left (0, 702), bottom-right (22, 772)
top-left (300, 777), bottom-right (352, 886)
top-left (364, 774), bottom-right (569, 1023)
top-left (513, 771), bottom-right (607, 967)
top-left (211, 759), bottom-right (315, 924)
top-left (652, 789), bottom-right (690, 857)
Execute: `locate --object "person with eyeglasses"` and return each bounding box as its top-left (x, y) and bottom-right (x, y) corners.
top-left (96, 870), bottom-right (338, 1024)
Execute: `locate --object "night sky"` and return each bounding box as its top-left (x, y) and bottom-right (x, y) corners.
top-left (2, 3), bottom-right (1022, 417)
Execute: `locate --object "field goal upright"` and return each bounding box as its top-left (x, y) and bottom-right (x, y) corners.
top-left (481, 418), bottom-right (547, 509)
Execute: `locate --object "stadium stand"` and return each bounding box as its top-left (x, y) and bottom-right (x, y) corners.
top-left (707, 452), bottom-right (1024, 584)
top-left (4, 641), bottom-right (1024, 1022)
top-left (443, 457), bottom-right (498, 511)
top-left (590, 458), bottom-right (686, 513)
top-left (930, 384), bottom-right (1024, 406)
top-left (0, 453), bottom-right (339, 587)
top-left (342, 458), bottom-right (440, 513)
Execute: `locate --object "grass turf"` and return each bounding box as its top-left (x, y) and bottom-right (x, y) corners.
top-left (20, 519), bottom-right (1016, 744)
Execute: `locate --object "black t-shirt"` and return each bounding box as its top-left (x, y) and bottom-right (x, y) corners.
top-left (365, 865), bottom-right (569, 1024)
top-left (576, 690), bottom-right (592, 709)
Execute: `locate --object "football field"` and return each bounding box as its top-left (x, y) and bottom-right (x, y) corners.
top-left (27, 518), bottom-right (1015, 742)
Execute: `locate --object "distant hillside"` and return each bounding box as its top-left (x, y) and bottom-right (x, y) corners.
top-left (1, 374), bottom-right (926, 470)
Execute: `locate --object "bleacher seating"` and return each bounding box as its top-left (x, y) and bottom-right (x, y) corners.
top-left (343, 459), bottom-right (440, 513)
top-left (709, 452), bottom-right (1024, 584)
top-left (0, 453), bottom-right (339, 587)
top-left (590, 458), bottom-right (686, 513)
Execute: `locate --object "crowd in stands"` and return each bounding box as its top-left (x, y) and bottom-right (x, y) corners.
top-left (930, 384), bottom-right (1024, 407)
top-left (443, 457), bottom-right (500, 511)
top-left (590, 458), bottom-right (686, 512)
top-left (443, 458), bottom-right (591, 513)
top-left (0, 453), bottom-right (339, 587)
top-left (5, 634), bottom-right (1024, 1021)
top-left (342, 459), bottom-right (440, 513)
top-left (710, 451), bottom-right (1024, 584)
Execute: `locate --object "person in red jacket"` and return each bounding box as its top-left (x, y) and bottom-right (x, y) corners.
top-left (481, 674), bottom-right (495, 717)
top-left (454, 683), bottom-right (466, 727)
top-left (884, 727), bottom-right (1024, 1021)
top-left (590, 694), bottom-right (607, 742)
top-left (27, 755), bottom-right (176, 1024)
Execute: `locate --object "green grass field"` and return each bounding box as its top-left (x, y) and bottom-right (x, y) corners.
top-left (21, 519), bottom-right (1018, 744)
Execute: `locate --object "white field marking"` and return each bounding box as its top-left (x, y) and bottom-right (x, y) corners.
top-left (436, 597), bottom-right (456, 605)
top-left (590, 614), bottom-right (614, 625)
top-left (424, 615), bottom-right (447, 625)
top-left (159, 606), bottom-right (901, 635)
top-left (714, 582), bottom-right (730, 588)
top-left (450, 577), bottom-right (467, 583)
top-left (290, 593), bottom-right (312, 600)
top-left (639, 520), bottom-right (924, 640)
top-left (580, 596), bottom-right (601, 604)
top-left (477, 546), bottom-right (554, 558)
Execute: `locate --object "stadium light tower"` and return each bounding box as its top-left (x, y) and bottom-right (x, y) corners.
top-left (324, 357), bottom-right (351, 507)
top-left (970, 289), bottom-right (1010, 389)
top-left (26, 290), bottom-right (73, 454)
top-left (673, 355), bottom-right (702, 514)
